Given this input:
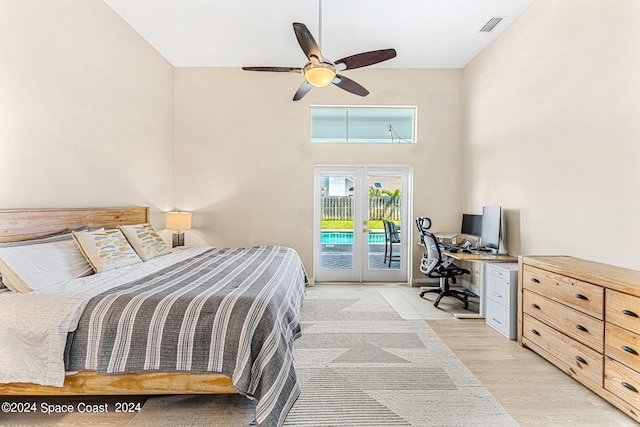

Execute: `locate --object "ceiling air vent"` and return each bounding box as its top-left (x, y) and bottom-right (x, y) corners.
top-left (480, 17), bottom-right (504, 32)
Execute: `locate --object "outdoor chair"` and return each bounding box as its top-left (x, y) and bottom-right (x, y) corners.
top-left (383, 219), bottom-right (401, 267)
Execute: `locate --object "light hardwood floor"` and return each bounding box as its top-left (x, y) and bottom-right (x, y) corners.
top-left (3, 314), bottom-right (638, 426)
top-left (429, 318), bottom-right (639, 426)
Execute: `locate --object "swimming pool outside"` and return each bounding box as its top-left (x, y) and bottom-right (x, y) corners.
top-left (321, 230), bottom-right (386, 244)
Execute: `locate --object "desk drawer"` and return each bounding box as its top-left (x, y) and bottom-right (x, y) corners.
top-left (486, 264), bottom-right (514, 281)
top-left (605, 358), bottom-right (640, 413)
top-left (523, 314), bottom-right (603, 390)
top-left (606, 290), bottom-right (640, 334)
top-left (486, 274), bottom-right (510, 307)
top-left (486, 298), bottom-right (515, 339)
top-left (523, 265), bottom-right (603, 319)
top-left (606, 323), bottom-right (640, 371)
top-left (523, 290), bottom-right (604, 352)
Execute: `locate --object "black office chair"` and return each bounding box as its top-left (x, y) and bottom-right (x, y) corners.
top-left (383, 219), bottom-right (401, 267)
top-left (415, 217), bottom-right (471, 309)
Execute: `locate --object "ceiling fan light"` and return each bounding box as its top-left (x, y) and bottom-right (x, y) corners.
top-left (304, 66), bottom-right (335, 87)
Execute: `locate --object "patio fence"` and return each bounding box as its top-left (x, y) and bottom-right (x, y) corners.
top-left (321, 196), bottom-right (401, 220)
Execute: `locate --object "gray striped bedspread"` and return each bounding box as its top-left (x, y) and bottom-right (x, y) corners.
top-left (66, 245), bottom-right (307, 427)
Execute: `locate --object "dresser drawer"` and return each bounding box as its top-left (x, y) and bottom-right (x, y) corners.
top-left (486, 297), bottom-right (515, 339)
top-left (605, 358), bottom-right (640, 413)
top-left (523, 265), bottom-right (604, 319)
top-left (606, 290), bottom-right (640, 333)
top-left (606, 322), bottom-right (640, 370)
top-left (523, 290), bottom-right (604, 352)
top-left (523, 314), bottom-right (603, 390)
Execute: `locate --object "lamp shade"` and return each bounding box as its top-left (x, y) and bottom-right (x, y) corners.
top-left (166, 212), bottom-right (192, 231)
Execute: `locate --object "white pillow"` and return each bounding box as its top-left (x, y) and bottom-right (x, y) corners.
top-left (119, 223), bottom-right (170, 261)
top-left (0, 240), bottom-right (94, 293)
top-left (0, 227), bottom-right (88, 248)
top-left (73, 229), bottom-right (142, 273)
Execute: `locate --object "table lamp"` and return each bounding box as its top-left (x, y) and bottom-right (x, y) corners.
top-left (166, 211), bottom-right (192, 248)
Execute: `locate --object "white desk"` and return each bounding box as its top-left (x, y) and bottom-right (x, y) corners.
top-left (441, 250), bottom-right (517, 319)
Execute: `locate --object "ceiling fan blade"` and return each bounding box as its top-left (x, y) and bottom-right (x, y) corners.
top-left (293, 22), bottom-right (322, 63)
top-left (293, 81), bottom-right (313, 101)
top-left (242, 66), bottom-right (302, 73)
top-left (332, 74), bottom-right (369, 97)
top-left (334, 49), bottom-right (397, 70)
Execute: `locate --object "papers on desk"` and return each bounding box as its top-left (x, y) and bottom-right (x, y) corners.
top-left (433, 232), bottom-right (458, 244)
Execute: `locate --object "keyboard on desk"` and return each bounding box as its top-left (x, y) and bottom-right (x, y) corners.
top-left (441, 244), bottom-right (494, 254)
top-left (440, 243), bottom-right (459, 252)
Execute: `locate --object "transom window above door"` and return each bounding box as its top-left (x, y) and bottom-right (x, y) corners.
top-left (310, 106), bottom-right (416, 144)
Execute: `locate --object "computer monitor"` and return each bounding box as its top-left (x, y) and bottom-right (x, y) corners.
top-left (481, 206), bottom-right (502, 253)
top-left (460, 214), bottom-right (482, 237)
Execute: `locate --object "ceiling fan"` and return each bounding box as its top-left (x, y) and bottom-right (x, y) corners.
top-left (242, 22), bottom-right (396, 101)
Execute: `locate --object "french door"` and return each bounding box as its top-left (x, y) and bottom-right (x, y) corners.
top-left (314, 164), bottom-right (411, 282)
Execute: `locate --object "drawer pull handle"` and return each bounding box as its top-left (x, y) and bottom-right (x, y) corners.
top-left (622, 382), bottom-right (638, 393)
top-left (575, 324), bottom-right (589, 333)
top-left (575, 356), bottom-right (587, 365)
top-left (622, 346), bottom-right (639, 356)
top-left (531, 303), bottom-right (541, 310)
top-left (491, 292), bottom-right (502, 298)
top-left (531, 329), bottom-right (540, 336)
top-left (530, 278), bottom-right (540, 283)
top-left (622, 309), bottom-right (639, 318)
top-left (575, 293), bottom-right (588, 301)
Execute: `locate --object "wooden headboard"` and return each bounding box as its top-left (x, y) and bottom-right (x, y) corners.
top-left (0, 207), bottom-right (150, 243)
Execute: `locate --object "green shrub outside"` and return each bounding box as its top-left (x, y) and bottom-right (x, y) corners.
top-left (321, 219), bottom-right (400, 231)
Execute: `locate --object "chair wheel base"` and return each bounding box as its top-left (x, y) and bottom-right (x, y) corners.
top-left (420, 287), bottom-right (469, 310)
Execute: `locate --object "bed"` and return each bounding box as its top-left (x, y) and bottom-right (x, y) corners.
top-left (0, 207), bottom-right (307, 427)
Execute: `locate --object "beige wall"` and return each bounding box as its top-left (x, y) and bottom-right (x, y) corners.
top-left (0, 1), bottom-right (175, 225)
top-left (174, 68), bottom-right (463, 278)
top-left (9, 0), bottom-right (636, 279)
top-left (462, 0), bottom-right (640, 270)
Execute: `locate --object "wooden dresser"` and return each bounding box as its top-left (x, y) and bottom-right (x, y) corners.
top-left (518, 256), bottom-right (640, 422)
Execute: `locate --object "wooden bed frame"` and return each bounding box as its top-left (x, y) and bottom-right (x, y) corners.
top-left (0, 207), bottom-right (235, 396)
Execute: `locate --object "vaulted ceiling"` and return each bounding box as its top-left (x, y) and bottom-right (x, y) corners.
top-left (105, 0), bottom-right (534, 69)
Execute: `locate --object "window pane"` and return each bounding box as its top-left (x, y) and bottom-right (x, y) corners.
top-left (368, 174), bottom-right (402, 270)
top-left (311, 106), bottom-right (415, 143)
top-left (320, 175), bottom-right (355, 270)
top-left (311, 108), bottom-right (347, 142)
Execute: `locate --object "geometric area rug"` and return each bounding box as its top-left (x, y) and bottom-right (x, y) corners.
top-left (129, 285), bottom-right (517, 427)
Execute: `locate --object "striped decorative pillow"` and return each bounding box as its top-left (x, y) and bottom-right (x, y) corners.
top-left (0, 226), bottom-right (89, 248)
top-left (119, 223), bottom-right (170, 261)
